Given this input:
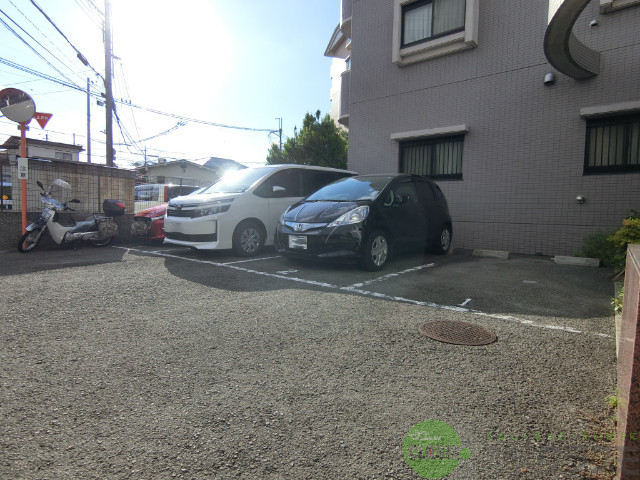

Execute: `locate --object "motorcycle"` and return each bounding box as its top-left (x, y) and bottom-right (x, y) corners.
top-left (17, 178), bottom-right (125, 253)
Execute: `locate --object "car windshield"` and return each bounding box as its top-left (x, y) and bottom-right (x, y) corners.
top-left (199, 167), bottom-right (274, 194)
top-left (306, 176), bottom-right (394, 202)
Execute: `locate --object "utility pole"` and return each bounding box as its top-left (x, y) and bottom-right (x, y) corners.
top-left (86, 77), bottom-right (91, 163)
top-left (104, 0), bottom-right (114, 167)
top-left (276, 117), bottom-right (283, 150)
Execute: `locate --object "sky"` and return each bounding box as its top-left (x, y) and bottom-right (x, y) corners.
top-left (0, 0), bottom-right (341, 168)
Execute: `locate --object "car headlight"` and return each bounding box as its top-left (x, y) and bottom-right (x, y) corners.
top-left (279, 207), bottom-right (290, 225)
top-left (151, 215), bottom-right (164, 221)
top-left (328, 205), bottom-right (369, 227)
top-left (193, 203), bottom-right (231, 218)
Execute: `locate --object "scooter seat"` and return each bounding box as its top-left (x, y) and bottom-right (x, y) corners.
top-left (69, 218), bottom-right (97, 233)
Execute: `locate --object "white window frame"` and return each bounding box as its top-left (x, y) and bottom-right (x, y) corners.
top-left (393, 0), bottom-right (479, 66)
top-left (600, 0), bottom-right (640, 13)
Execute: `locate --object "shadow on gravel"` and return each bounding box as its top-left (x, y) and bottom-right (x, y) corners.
top-left (0, 243), bottom-right (127, 277)
top-left (154, 246), bottom-right (615, 321)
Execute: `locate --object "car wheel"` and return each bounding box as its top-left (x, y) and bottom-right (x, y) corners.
top-left (360, 230), bottom-right (390, 271)
top-left (433, 224), bottom-right (452, 255)
top-left (233, 220), bottom-right (264, 257)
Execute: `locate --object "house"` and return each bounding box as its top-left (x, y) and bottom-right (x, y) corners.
top-left (202, 157), bottom-right (247, 176)
top-left (0, 136), bottom-right (83, 162)
top-left (141, 157), bottom-right (246, 187)
top-left (142, 159), bottom-right (218, 187)
top-left (326, 0), bottom-right (640, 256)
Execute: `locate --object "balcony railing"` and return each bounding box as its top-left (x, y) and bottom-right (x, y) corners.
top-left (544, 0), bottom-right (600, 79)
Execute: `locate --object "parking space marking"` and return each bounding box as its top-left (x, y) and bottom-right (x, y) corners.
top-left (222, 256), bottom-right (282, 265)
top-left (348, 263), bottom-right (435, 288)
top-left (116, 246), bottom-right (612, 340)
top-left (459, 298), bottom-right (473, 307)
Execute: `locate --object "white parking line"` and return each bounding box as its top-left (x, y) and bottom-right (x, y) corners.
top-left (348, 263), bottom-right (435, 288)
top-left (222, 256), bottom-right (282, 265)
top-left (116, 246), bottom-right (612, 339)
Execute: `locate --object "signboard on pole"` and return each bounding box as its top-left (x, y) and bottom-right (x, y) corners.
top-left (17, 158), bottom-right (28, 180)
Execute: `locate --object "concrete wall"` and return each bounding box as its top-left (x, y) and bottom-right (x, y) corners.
top-left (617, 244), bottom-right (640, 479)
top-left (1, 159), bottom-right (136, 250)
top-left (10, 158), bottom-right (135, 214)
top-left (347, 0), bottom-right (640, 255)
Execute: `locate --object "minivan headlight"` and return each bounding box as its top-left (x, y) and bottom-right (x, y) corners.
top-left (328, 205), bottom-right (369, 227)
top-left (193, 203), bottom-right (231, 218)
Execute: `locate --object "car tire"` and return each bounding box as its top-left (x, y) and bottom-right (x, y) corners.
top-left (360, 230), bottom-right (390, 271)
top-left (233, 220), bottom-right (264, 257)
top-left (433, 224), bottom-right (452, 255)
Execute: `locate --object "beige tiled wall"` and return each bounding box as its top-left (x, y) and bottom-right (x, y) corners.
top-left (346, 0), bottom-right (640, 255)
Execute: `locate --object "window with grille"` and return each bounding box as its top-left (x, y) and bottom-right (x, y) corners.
top-left (400, 136), bottom-right (463, 180)
top-left (584, 115), bottom-right (640, 174)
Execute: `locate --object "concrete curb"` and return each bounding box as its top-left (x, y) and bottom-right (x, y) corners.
top-left (472, 249), bottom-right (511, 259)
top-left (553, 255), bottom-right (601, 267)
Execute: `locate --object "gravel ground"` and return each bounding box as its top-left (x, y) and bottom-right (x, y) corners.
top-left (0, 247), bottom-right (617, 479)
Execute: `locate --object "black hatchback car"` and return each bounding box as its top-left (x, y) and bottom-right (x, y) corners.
top-left (275, 174), bottom-right (452, 271)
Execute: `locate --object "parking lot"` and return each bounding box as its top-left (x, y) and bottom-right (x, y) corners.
top-left (0, 242), bottom-right (617, 479)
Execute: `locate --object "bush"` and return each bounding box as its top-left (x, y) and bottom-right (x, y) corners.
top-left (574, 229), bottom-right (617, 267)
top-left (609, 217), bottom-right (640, 273)
top-left (576, 210), bottom-right (640, 273)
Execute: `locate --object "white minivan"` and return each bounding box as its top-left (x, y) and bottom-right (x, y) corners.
top-left (163, 164), bottom-right (355, 256)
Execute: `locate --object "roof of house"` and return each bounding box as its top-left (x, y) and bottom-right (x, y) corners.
top-left (202, 157), bottom-right (246, 171)
top-left (0, 136), bottom-right (84, 152)
top-left (145, 159), bottom-right (212, 171)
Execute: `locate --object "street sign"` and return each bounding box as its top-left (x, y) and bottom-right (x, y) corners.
top-left (18, 158), bottom-right (28, 180)
top-left (34, 112), bottom-right (52, 129)
top-left (0, 88), bottom-right (35, 124)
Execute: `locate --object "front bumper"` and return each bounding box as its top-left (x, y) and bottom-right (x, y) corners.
top-left (131, 217), bottom-right (165, 239)
top-left (163, 215), bottom-right (219, 249)
top-left (275, 223), bottom-right (364, 261)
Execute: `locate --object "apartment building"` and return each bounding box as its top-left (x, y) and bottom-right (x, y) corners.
top-left (326, 0), bottom-right (640, 255)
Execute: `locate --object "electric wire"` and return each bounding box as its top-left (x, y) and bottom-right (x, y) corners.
top-left (29, 0), bottom-right (104, 81)
top-left (72, 0), bottom-right (103, 29)
top-left (7, 0), bottom-right (92, 87)
top-left (0, 10), bottom-right (83, 91)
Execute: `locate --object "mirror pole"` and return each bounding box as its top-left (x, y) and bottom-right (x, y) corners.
top-left (20, 122), bottom-right (27, 233)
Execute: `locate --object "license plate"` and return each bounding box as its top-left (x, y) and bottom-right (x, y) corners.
top-left (288, 235), bottom-right (307, 250)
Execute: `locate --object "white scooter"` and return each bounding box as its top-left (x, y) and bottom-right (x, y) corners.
top-left (17, 179), bottom-right (125, 253)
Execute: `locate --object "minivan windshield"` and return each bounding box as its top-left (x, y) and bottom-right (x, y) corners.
top-left (200, 167), bottom-right (274, 194)
top-left (306, 175), bottom-right (394, 202)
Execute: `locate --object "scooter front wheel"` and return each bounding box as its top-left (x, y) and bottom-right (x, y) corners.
top-left (18, 229), bottom-right (45, 253)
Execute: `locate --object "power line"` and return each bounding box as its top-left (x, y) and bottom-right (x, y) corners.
top-left (1, 55), bottom-right (279, 134)
top-left (7, 0), bottom-right (91, 87)
top-left (0, 10), bottom-right (83, 91)
top-left (29, 0), bottom-right (103, 80)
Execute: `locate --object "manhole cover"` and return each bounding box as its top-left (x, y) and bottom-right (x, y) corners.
top-left (418, 320), bottom-right (497, 346)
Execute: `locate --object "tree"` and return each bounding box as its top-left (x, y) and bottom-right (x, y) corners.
top-left (266, 111), bottom-right (348, 169)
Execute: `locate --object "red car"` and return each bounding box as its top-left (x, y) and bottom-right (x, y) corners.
top-left (131, 202), bottom-right (170, 240)
top-left (131, 185), bottom-right (205, 240)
